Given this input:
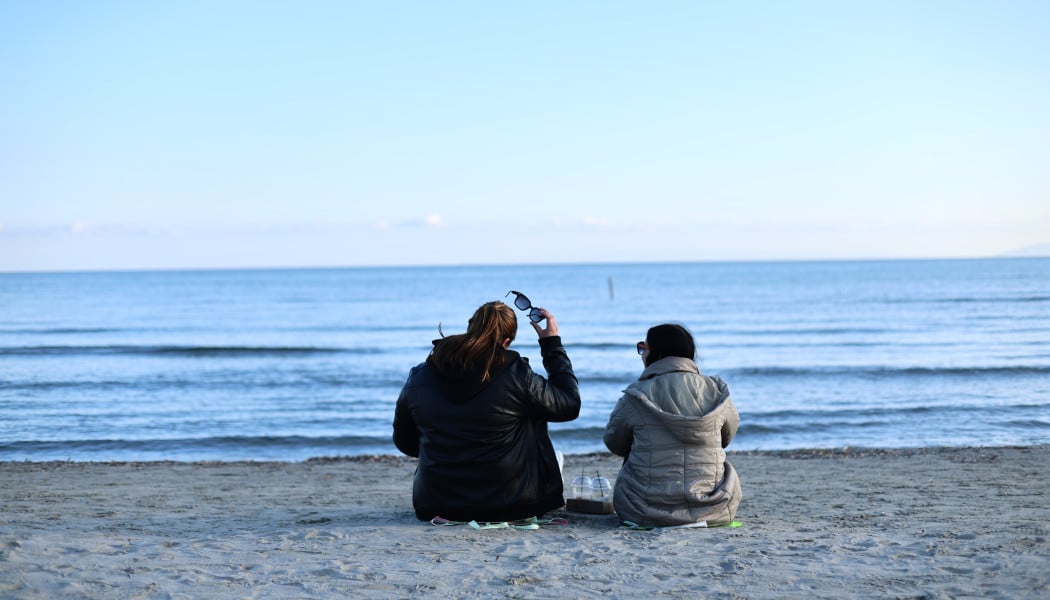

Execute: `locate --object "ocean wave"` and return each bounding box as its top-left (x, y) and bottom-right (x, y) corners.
top-left (0, 327), bottom-right (123, 335)
top-left (0, 375), bottom-right (408, 391)
top-left (550, 425), bottom-right (607, 439)
top-left (1001, 419), bottom-right (1050, 429)
top-left (737, 419), bottom-right (909, 436)
top-left (0, 324), bottom-right (439, 336)
top-left (0, 345), bottom-right (374, 357)
top-left (724, 365), bottom-right (1050, 377)
top-left (714, 327), bottom-right (893, 336)
top-left (574, 340), bottom-right (909, 352)
top-left (567, 329), bottom-right (897, 346)
top-left (575, 375), bottom-right (636, 385)
top-left (740, 402), bottom-right (1050, 422)
top-left (566, 342), bottom-right (633, 351)
top-left (889, 296), bottom-right (1050, 304)
top-left (0, 434), bottom-right (393, 454)
top-left (745, 405), bottom-right (938, 420)
top-left (1, 380), bottom-right (141, 391)
top-left (280, 324), bottom-right (440, 333)
top-left (717, 341), bottom-right (893, 349)
top-left (737, 404), bottom-right (1050, 436)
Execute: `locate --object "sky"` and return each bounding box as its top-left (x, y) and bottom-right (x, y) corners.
top-left (1, 1), bottom-right (1048, 271)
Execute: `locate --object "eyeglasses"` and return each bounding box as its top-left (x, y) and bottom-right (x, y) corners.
top-left (505, 290), bottom-right (545, 323)
top-left (636, 341), bottom-right (648, 355)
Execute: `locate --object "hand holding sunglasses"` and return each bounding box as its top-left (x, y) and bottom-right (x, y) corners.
top-left (506, 290), bottom-right (545, 323)
top-left (506, 290), bottom-right (559, 338)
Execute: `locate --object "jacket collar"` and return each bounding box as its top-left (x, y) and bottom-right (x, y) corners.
top-left (638, 356), bottom-right (699, 381)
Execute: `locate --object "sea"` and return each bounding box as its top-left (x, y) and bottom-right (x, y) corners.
top-left (1, 258), bottom-right (1048, 462)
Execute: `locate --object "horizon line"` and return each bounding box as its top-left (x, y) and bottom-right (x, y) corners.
top-left (2, 253), bottom-right (1047, 276)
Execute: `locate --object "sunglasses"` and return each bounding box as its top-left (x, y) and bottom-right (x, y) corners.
top-left (506, 290), bottom-right (545, 323)
top-left (636, 341), bottom-right (648, 355)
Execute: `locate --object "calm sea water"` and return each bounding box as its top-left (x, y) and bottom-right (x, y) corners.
top-left (1, 259), bottom-right (1048, 461)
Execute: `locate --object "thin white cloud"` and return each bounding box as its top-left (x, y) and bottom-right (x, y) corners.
top-left (394, 214), bottom-right (447, 228)
top-left (581, 216), bottom-right (610, 227)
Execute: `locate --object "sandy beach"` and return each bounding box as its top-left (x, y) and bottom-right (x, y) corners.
top-left (1, 446), bottom-right (1047, 599)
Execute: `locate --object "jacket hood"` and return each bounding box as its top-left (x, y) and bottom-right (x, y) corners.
top-left (427, 342), bottom-right (520, 404)
top-left (622, 356), bottom-right (732, 444)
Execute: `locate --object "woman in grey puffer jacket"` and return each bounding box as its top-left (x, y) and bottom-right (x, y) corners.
top-left (603, 324), bottom-right (742, 527)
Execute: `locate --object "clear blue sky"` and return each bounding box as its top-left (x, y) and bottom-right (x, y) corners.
top-left (2, 1), bottom-right (1048, 271)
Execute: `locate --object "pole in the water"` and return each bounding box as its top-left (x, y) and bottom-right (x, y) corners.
top-left (608, 276), bottom-right (614, 300)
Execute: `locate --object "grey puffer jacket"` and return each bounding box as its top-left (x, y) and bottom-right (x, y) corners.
top-left (603, 356), bottom-right (742, 527)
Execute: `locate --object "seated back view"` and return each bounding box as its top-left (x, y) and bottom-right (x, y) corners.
top-left (603, 323), bottom-right (742, 527)
top-left (393, 298), bottom-right (580, 523)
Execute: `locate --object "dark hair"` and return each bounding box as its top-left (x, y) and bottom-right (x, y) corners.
top-left (644, 323), bottom-right (696, 367)
top-left (429, 301), bottom-right (518, 381)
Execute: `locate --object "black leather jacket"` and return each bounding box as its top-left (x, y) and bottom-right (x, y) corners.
top-left (393, 336), bottom-right (580, 522)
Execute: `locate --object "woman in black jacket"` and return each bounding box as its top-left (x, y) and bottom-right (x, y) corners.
top-left (393, 297), bottom-right (580, 522)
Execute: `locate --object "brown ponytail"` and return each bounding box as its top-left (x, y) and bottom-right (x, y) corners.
top-left (429, 301), bottom-right (518, 382)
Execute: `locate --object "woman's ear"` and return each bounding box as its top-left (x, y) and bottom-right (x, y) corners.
top-left (502, 338), bottom-right (512, 348)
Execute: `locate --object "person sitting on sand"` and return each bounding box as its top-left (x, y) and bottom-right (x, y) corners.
top-left (603, 323), bottom-right (742, 527)
top-left (393, 297), bottom-right (580, 523)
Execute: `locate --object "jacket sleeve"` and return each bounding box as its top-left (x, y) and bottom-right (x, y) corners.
top-left (721, 397), bottom-right (740, 449)
top-left (523, 335), bottom-right (581, 422)
top-left (603, 395), bottom-right (633, 457)
top-left (392, 380), bottom-right (420, 458)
